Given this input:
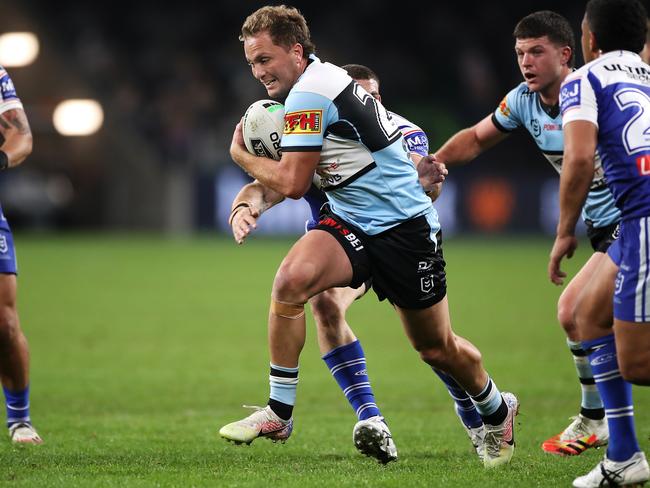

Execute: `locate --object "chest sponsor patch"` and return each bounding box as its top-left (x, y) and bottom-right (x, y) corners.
top-left (560, 79), bottom-right (581, 113)
top-left (284, 110), bottom-right (322, 135)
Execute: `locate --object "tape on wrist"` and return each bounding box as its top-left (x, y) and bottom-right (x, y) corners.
top-left (228, 201), bottom-right (252, 226)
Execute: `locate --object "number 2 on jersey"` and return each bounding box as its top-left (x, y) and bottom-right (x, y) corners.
top-left (352, 83), bottom-right (400, 142)
top-left (615, 87), bottom-right (650, 155)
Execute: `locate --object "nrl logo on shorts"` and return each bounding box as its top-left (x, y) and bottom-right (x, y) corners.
top-left (0, 235), bottom-right (7, 254)
top-left (420, 274), bottom-right (434, 293)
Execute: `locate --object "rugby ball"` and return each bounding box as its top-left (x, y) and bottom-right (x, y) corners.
top-left (242, 99), bottom-right (285, 160)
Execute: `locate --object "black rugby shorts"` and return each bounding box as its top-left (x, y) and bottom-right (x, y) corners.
top-left (586, 221), bottom-right (620, 253)
top-left (313, 207), bottom-right (446, 309)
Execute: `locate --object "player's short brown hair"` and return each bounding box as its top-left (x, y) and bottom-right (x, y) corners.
top-left (240, 5), bottom-right (316, 58)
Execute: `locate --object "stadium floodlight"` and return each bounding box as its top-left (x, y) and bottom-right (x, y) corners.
top-left (53, 99), bottom-right (104, 136)
top-left (0, 32), bottom-right (39, 67)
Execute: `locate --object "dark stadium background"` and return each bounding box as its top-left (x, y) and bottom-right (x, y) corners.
top-left (1, 1), bottom-right (642, 234)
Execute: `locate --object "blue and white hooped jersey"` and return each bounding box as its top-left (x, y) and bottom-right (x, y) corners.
top-left (561, 51), bottom-right (650, 221)
top-left (281, 55), bottom-right (436, 236)
top-left (493, 82), bottom-right (620, 228)
top-left (0, 66), bottom-right (22, 230)
top-left (302, 110), bottom-right (430, 227)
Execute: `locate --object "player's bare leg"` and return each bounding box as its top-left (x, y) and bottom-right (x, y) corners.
top-left (558, 252), bottom-right (611, 341)
top-left (0, 274), bottom-right (41, 444)
top-left (614, 321), bottom-right (650, 385)
top-left (220, 230), bottom-right (353, 445)
top-left (543, 252), bottom-right (609, 456)
top-left (396, 297), bottom-right (518, 468)
top-left (310, 286), bottom-right (363, 355)
top-left (574, 255), bottom-right (617, 342)
top-left (269, 230), bottom-right (353, 367)
top-left (396, 297), bottom-right (485, 393)
top-left (0, 276), bottom-right (28, 389)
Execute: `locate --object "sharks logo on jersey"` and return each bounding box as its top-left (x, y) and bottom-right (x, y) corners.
top-left (493, 81), bottom-right (620, 228)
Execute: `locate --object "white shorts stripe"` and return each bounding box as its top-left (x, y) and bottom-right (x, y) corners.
top-left (635, 217), bottom-right (649, 321)
top-left (639, 217), bottom-right (650, 322)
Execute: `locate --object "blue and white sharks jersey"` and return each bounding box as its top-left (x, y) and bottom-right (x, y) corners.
top-left (561, 51), bottom-right (650, 221)
top-left (281, 55), bottom-right (436, 236)
top-left (493, 81), bottom-right (620, 228)
top-left (302, 109), bottom-right (430, 227)
top-left (0, 66), bottom-right (22, 230)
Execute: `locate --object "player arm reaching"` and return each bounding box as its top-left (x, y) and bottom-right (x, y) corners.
top-left (0, 107), bottom-right (32, 169)
top-left (416, 113), bottom-right (509, 180)
top-left (548, 120), bottom-right (597, 285)
top-left (433, 115), bottom-right (509, 165)
top-left (229, 180), bottom-right (285, 245)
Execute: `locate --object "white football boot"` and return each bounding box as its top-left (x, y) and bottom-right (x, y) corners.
top-left (573, 451), bottom-right (650, 487)
top-left (219, 405), bottom-right (293, 445)
top-left (353, 416), bottom-right (398, 464)
top-left (482, 392), bottom-right (519, 468)
top-left (9, 423), bottom-right (43, 444)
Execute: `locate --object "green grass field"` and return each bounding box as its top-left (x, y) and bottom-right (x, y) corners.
top-left (0, 234), bottom-right (648, 487)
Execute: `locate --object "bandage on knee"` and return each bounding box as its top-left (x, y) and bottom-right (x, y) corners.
top-left (270, 298), bottom-right (305, 319)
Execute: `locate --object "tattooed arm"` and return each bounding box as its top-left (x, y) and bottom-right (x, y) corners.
top-left (0, 108), bottom-right (32, 169)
